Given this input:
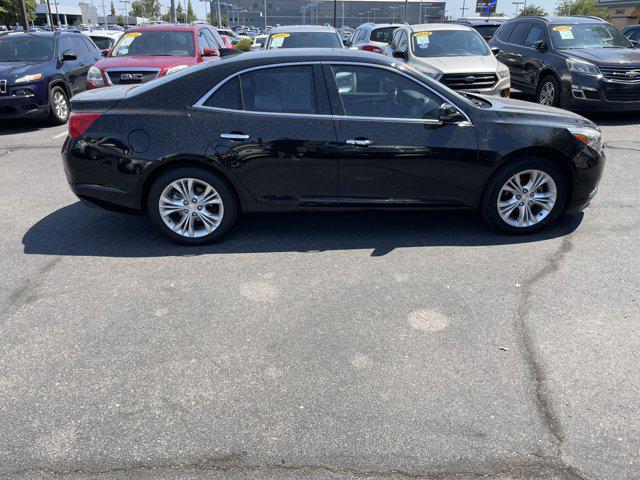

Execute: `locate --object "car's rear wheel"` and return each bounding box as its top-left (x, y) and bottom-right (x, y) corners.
top-left (148, 167), bottom-right (237, 245)
top-left (537, 74), bottom-right (560, 107)
top-left (48, 86), bottom-right (69, 125)
top-left (481, 157), bottom-right (566, 234)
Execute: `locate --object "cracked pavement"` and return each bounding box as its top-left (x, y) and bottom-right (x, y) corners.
top-left (0, 114), bottom-right (638, 480)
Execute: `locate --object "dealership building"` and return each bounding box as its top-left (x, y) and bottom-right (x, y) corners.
top-left (211, 0), bottom-right (446, 28)
top-left (596, 0), bottom-right (640, 27)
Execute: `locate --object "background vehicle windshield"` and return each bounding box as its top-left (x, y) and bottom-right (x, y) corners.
top-left (549, 23), bottom-right (630, 49)
top-left (111, 31), bottom-right (195, 57)
top-left (266, 32), bottom-right (342, 49)
top-left (473, 25), bottom-right (500, 38)
top-left (411, 30), bottom-right (490, 57)
top-left (371, 27), bottom-right (398, 43)
top-left (0, 36), bottom-right (54, 62)
top-left (91, 37), bottom-right (113, 50)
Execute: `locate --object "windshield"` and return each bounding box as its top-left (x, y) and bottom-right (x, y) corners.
top-left (0, 36), bottom-right (54, 62)
top-left (371, 27), bottom-right (398, 43)
top-left (266, 32), bottom-right (342, 49)
top-left (91, 36), bottom-right (114, 50)
top-left (411, 30), bottom-right (490, 57)
top-left (473, 25), bottom-right (500, 39)
top-left (549, 23), bottom-right (630, 49)
top-left (111, 31), bottom-right (195, 57)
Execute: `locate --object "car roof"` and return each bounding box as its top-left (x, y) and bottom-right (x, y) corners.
top-left (126, 24), bottom-right (205, 33)
top-left (219, 47), bottom-right (394, 65)
top-left (269, 25), bottom-right (337, 33)
top-left (516, 15), bottom-right (607, 24)
top-left (410, 23), bottom-right (473, 32)
top-left (1, 31), bottom-right (81, 39)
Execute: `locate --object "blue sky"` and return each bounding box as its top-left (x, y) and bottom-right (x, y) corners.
top-left (56, 0), bottom-right (561, 23)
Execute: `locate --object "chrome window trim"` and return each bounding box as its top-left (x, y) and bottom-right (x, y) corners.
top-left (192, 61), bottom-right (473, 125)
top-left (105, 67), bottom-right (161, 86)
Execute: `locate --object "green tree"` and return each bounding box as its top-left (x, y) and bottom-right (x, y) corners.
top-left (186, 0), bottom-right (196, 22)
top-left (175, 2), bottom-right (184, 22)
top-left (116, 13), bottom-right (125, 25)
top-left (206, 12), bottom-right (227, 26)
top-left (236, 38), bottom-right (252, 51)
top-left (519, 4), bottom-right (547, 16)
top-left (110, 0), bottom-right (116, 15)
top-left (0, 0), bottom-right (37, 26)
top-left (555, 0), bottom-right (609, 20)
top-left (130, 0), bottom-right (160, 19)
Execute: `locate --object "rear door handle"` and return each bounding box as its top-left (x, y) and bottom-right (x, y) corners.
top-left (220, 133), bottom-right (249, 140)
top-left (346, 139), bottom-right (373, 146)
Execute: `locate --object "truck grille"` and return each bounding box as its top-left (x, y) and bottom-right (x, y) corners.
top-left (440, 72), bottom-right (497, 90)
top-left (106, 70), bottom-right (160, 85)
top-left (599, 65), bottom-right (640, 81)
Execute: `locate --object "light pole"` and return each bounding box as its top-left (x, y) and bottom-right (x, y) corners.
top-left (371, 7), bottom-right (378, 22)
top-left (403, 0), bottom-right (407, 22)
top-left (511, 1), bottom-right (524, 15)
top-left (341, 0), bottom-right (344, 27)
top-left (460, 0), bottom-right (468, 17)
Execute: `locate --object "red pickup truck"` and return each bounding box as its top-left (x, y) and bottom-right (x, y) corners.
top-left (87, 24), bottom-right (228, 89)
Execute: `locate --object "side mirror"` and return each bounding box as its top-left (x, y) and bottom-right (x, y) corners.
top-left (630, 39), bottom-right (638, 48)
top-left (491, 46), bottom-right (500, 55)
top-left (101, 48), bottom-right (110, 57)
top-left (219, 47), bottom-right (240, 57)
top-left (438, 103), bottom-right (464, 123)
top-left (392, 49), bottom-right (407, 60)
top-left (532, 40), bottom-right (547, 52)
top-left (202, 47), bottom-right (219, 57)
top-left (60, 50), bottom-right (77, 61)
top-left (342, 39), bottom-right (350, 46)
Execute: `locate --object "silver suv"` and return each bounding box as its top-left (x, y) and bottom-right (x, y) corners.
top-left (346, 22), bottom-right (402, 54)
top-left (384, 23), bottom-right (511, 97)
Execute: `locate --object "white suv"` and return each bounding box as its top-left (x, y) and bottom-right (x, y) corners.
top-left (347, 22), bottom-right (402, 54)
top-left (384, 23), bottom-right (511, 97)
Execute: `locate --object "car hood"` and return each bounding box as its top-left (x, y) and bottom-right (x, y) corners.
top-left (412, 55), bottom-right (498, 74)
top-left (559, 47), bottom-right (640, 65)
top-left (0, 61), bottom-right (46, 79)
top-left (480, 95), bottom-right (597, 129)
top-left (95, 56), bottom-right (198, 72)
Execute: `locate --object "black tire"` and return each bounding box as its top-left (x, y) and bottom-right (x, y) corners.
top-left (537, 74), bottom-right (561, 108)
top-left (481, 157), bottom-right (567, 235)
top-left (47, 85), bottom-right (70, 125)
top-left (148, 167), bottom-right (238, 245)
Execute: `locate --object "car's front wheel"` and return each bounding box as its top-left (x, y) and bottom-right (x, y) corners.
top-left (48, 85), bottom-right (69, 124)
top-left (537, 74), bottom-right (560, 107)
top-left (148, 167), bottom-right (237, 245)
top-left (481, 157), bottom-right (566, 234)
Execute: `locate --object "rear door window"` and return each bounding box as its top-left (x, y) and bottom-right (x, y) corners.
top-left (241, 65), bottom-right (317, 114)
top-left (507, 22), bottom-right (533, 45)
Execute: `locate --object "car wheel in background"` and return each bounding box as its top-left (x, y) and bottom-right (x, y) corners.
top-left (48, 86), bottom-right (69, 125)
top-left (481, 157), bottom-right (566, 234)
top-left (537, 74), bottom-right (560, 107)
top-left (148, 167), bottom-right (237, 245)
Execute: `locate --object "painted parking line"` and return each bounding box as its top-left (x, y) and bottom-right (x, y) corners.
top-left (53, 131), bottom-right (68, 139)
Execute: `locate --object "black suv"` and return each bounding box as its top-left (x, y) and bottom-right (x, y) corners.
top-left (490, 16), bottom-right (640, 111)
top-left (0, 31), bottom-right (101, 124)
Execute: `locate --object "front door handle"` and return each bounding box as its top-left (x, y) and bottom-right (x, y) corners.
top-left (346, 138), bottom-right (373, 146)
top-left (78, 62), bottom-right (84, 66)
top-left (220, 133), bottom-right (249, 140)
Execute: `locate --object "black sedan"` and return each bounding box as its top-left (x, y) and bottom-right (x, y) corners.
top-left (62, 49), bottom-right (604, 244)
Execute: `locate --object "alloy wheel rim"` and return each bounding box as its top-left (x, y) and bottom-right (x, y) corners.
top-left (539, 82), bottom-right (555, 106)
top-left (159, 178), bottom-right (224, 238)
top-left (53, 91), bottom-right (68, 120)
top-left (497, 169), bottom-right (557, 228)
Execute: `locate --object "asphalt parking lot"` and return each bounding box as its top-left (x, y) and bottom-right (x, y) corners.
top-left (0, 107), bottom-right (638, 479)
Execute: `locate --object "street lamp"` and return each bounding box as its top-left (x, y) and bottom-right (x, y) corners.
top-left (511, 1), bottom-right (524, 15)
top-left (370, 7), bottom-right (379, 22)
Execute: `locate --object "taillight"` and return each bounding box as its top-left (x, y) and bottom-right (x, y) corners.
top-left (362, 45), bottom-right (383, 54)
top-left (68, 112), bottom-right (102, 139)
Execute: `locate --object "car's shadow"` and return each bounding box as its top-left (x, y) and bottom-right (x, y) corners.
top-left (22, 202), bottom-right (584, 258)
top-left (0, 119), bottom-right (54, 135)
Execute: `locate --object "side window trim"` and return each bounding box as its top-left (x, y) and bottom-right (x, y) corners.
top-left (193, 61), bottom-right (471, 125)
